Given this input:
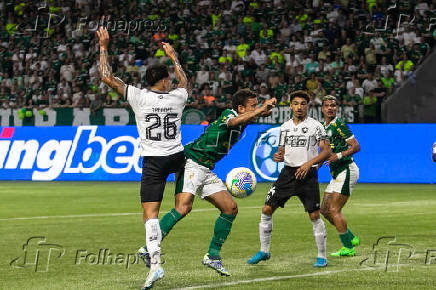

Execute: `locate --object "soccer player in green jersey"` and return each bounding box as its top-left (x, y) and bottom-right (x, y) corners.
top-left (139, 89), bottom-right (276, 276)
top-left (320, 95), bottom-right (361, 257)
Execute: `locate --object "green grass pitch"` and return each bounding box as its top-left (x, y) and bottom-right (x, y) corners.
top-left (1, 182), bottom-right (435, 289)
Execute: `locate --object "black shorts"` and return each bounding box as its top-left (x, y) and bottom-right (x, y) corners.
top-left (265, 166), bottom-right (320, 213)
top-left (140, 151), bottom-right (185, 203)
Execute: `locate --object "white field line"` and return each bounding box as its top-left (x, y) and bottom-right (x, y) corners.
top-left (173, 267), bottom-right (378, 290)
top-left (174, 262), bottom-right (434, 290)
top-left (0, 206), bottom-right (262, 222)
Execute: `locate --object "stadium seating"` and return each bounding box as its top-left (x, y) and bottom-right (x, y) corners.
top-left (0, 0), bottom-right (434, 123)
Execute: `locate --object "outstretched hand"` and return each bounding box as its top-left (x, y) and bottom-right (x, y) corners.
top-left (96, 17), bottom-right (110, 48)
top-left (260, 98), bottom-right (277, 116)
top-left (162, 42), bottom-right (176, 59)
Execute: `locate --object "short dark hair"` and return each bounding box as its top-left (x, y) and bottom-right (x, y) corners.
top-left (290, 90), bottom-right (310, 102)
top-left (232, 89), bottom-right (257, 111)
top-left (145, 64), bottom-right (169, 86)
top-left (322, 95), bottom-right (338, 105)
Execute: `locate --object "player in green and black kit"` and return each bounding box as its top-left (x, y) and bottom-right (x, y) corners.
top-left (320, 95), bottom-right (361, 257)
top-left (139, 89), bottom-right (276, 276)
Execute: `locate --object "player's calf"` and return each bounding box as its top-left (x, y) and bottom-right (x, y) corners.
top-left (320, 207), bottom-right (333, 224)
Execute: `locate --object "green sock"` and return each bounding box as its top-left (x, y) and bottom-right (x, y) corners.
top-left (160, 208), bottom-right (182, 239)
top-left (144, 208), bottom-right (182, 248)
top-left (346, 228), bottom-right (355, 240)
top-left (208, 213), bottom-right (236, 258)
top-left (339, 232), bottom-right (353, 248)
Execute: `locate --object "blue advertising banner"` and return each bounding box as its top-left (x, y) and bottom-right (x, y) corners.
top-left (0, 124), bottom-right (435, 183)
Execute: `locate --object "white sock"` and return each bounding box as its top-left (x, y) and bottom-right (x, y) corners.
top-left (259, 213), bottom-right (273, 253)
top-left (312, 218), bottom-right (327, 259)
top-left (145, 218), bottom-right (162, 270)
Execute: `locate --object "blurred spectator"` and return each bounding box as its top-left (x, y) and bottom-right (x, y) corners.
top-left (306, 73), bottom-right (319, 95)
top-left (363, 90), bottom-right (377, 123)
top-left (381, 71), bottom-right (395, 93)
top-left (395, 53), bottom-right (414, 72)
top-left (362, 73), bottom-right (378, 94)
top-left (312, 82), bottom-right (326, 105)
top-left (279, 92), bottom-right (290, 106)
top-left (258, 83), bottom-right (271, 103)
top-left (196, 65), bottom-right (210, 86)
top-left (378, 56), bottom-right (394, 78)
top-left (364, 44), bottom-right (377, 66)
top-left (72, 85), bottom-right (83, 107)
top-left (0, 0), bottom-right (432, 125)
top-left (250, 44), bottom-right (267, 66)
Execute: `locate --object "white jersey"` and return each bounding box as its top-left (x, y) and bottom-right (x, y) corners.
top-left (279, 117), bottom-right (328, 167)
top-left (126, 85), bottom-right (188, 156)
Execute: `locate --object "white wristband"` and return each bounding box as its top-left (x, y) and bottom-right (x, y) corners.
top-left (336, 152), bottom-right (343, 159)
top-left (433, 143), bottom-right (436, 154)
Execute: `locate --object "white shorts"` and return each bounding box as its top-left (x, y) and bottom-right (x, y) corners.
top-left (178, 158), bottom-right (227, 198)
top-left (325, 162), bottom-right (359, 196)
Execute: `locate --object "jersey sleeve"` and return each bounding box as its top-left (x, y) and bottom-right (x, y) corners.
top-left (315, 122), bottom-right (328, 142)
top-left (126, 85), bottom-right (142, 111)
top-left (278, 123), bottom-right (287, 147)
top-left (337, 120), bottom-right (354, 141)
top-left (170, 87), bottom-right (189, 103)
top-left (220, 109), bottom-right (237, 127)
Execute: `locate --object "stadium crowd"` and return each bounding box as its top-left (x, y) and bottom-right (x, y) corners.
top-left (0, 0), bottom-right (435, 123)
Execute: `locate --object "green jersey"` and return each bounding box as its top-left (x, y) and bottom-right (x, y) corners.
top-left (185, 109), bottom-right (244, 169)
top-left (324, 117), bottom-right (354, 178)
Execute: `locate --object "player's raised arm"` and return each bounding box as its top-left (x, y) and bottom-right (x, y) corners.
top-left (227, 98), bottom-right (277, 127)
top-left (161, 42), bottom-right (190, 93)
top-left (96, 21), bottom-right (126, 97)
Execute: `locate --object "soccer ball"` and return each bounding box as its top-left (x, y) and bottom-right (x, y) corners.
top-left (226, 167), bottom-right (257, 198)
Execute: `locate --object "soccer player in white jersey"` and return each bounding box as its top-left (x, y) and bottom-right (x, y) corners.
top-left (96, 21), bottom-right (189, 289)
top-left (433, 142), bottom-right (436, 162)
top-left (248, 90), bottom-right (332, 267)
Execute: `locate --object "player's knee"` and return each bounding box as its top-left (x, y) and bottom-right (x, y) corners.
top-left (231, 204), bottom-right (238, 216)
top-left (309, 210), bottom-right (320, 221)
top-left (221, 203), bottom-right (238, 216)
top-left (262, 205), bottom-right (274, 216)
top-left (175, 203), bottom-right (192, 217)
top-left (320, 206), bottom-right (329, 218)
top-left (329, 206), bottom-right (341, 216)
top-left (227, 201), bottom-right (238, 216)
